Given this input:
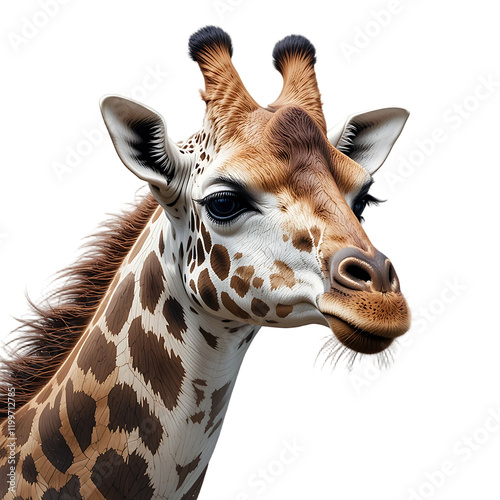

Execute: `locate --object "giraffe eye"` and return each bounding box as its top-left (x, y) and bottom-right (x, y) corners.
top-left (200, 191), bottom-right (252, 224)
top-left (352, 193), bottom-right (382, 222)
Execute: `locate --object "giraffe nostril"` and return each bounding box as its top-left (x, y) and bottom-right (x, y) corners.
top-left (331, 247), bottom-right (401, 293)
top-left (345, 264), bottom-right (371, 284)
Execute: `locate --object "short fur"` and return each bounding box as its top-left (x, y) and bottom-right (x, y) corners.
top-left (269, 34), bottom-right (326, 133)
top-left (189, 26), bottom-right (259, 146)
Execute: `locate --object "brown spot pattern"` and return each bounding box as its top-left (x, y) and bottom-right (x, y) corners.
top-left (230, 276), bottom-right (248, 298)
top-left (39, 391), bottom-right (73, 473)
top-left (292, 229), bottom-right (313, 252)
top-left (42, 475), bottom-right (83, 500)
top-left (210, 244), bottom-right (230, 281)
top-left (159, 229), bottom-right (165, 256)
top-left (252, 277), bottom-right (264, 288)
top-left (208, 418), bottom-right (223, 438)
top-left (106, 272), bottom-right (135, 335)
top-left (180, 466), bottom-right (208, 500)
top-left (163, 297), bottom-right (188, 341)
top-left (251, 298), bottom-right (270, 317)
top-left (238, 330), bottom-right (255, 349)
top-left (198, 269), bottom-right (219, 311)
top-left (14, 405), bottom-right (36, 447)
top-left (78, 325), bottom-right (117, 383)
top-left (310, 225), bottom-right (322, 246)
top-left (196, 239), bottom-right (205, 265)
top-left (66, 379), bottom-right (96, 453)
top-left (108, 383), bottom-right (163, 454)
top-left (236, 266), bottom-right (254, 281)
top-left (192, 379), bottom-right (206, 407)
top-left (193, 385), bottom-right (205, 407)
top-left (176, 454), bottom-right (201, 491)
top-left (270, 261), bottom-right (296, 290)
top-left (190, 411), bottom-right (205, 424)
top-left (129, 317), bottom-right (185, 411)
top-left (221, 292), bottom-right (250, 320)
top-left (205, 382), bottom-right (231, 432)
top-left (199, 327), bottom-right (218, 349)
top-left (91, 449), bottom-right (153, 500)
top-left (230, 266), bottom-right (254, 298)
top-left (0, 463), bottom-right (9, 498)
top-left (276, 303), bottom-right (294, 318)
top-left (201, 223), bottom-right (212, 252)
top-left (22, 454), bottom-right (38, 484)
top-left (140, 252), bottom-right (165, 313)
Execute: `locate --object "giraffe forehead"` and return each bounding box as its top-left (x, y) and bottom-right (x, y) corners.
top-left (211, 105), bottom-right (369, 198)
top-left (213, 142), bottom-right (368, 209)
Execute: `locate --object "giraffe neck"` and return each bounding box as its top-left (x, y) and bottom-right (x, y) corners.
top-left (1, 205), bottom-right (258, 500)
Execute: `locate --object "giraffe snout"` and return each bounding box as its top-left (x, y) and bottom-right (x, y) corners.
top-left (330, 247), bottom-right (400, 294)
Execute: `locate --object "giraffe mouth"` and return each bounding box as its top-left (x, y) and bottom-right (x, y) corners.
top-left (322, 314), bottom-right (394, 354)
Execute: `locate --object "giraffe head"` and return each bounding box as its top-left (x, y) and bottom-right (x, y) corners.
top-left (101, 26), bottom-right (410, 358)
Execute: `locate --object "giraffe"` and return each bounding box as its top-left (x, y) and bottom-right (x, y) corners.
top-left (0, 26), bottom-right (411, 499)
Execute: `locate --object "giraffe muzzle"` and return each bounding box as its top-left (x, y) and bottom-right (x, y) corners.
top-left (330, 247), bottom-right (400, 294)
top-left (317, 246), bottom-right (410, 354)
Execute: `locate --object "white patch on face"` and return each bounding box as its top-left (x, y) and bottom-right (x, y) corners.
top-left (181, 167), bottom-right (329, 326)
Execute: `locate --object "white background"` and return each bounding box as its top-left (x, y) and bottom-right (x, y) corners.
top-left (1, 1), bottom-right (499, 499)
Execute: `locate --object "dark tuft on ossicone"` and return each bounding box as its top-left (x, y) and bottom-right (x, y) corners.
top-left (272, 34), bottom-right (317, 73)
top-left (189, 26), bottom-right (233, 63)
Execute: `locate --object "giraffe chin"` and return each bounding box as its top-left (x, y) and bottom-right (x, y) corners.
top-left (323, 314), bottom-right (394, 355)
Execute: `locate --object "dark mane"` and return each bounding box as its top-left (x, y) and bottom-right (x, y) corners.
top-left (0, 193), bottom-right (158, 420)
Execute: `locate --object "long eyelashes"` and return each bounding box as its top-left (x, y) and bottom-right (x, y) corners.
top-left (198, 186), bottom-right (381, 226)
top-left (352, 193), bottom-right (383, 222)
top-left (197, 191), bottom-right (254, 224)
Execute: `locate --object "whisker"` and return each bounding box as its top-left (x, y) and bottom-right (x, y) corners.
top-left (316, 330), bottom-right (398, 371)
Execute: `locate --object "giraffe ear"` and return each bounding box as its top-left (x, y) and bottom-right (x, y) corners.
top-left (328, 108), bottom-right (409, 174)
top-left (100, 95), bottom-right (193, 206)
